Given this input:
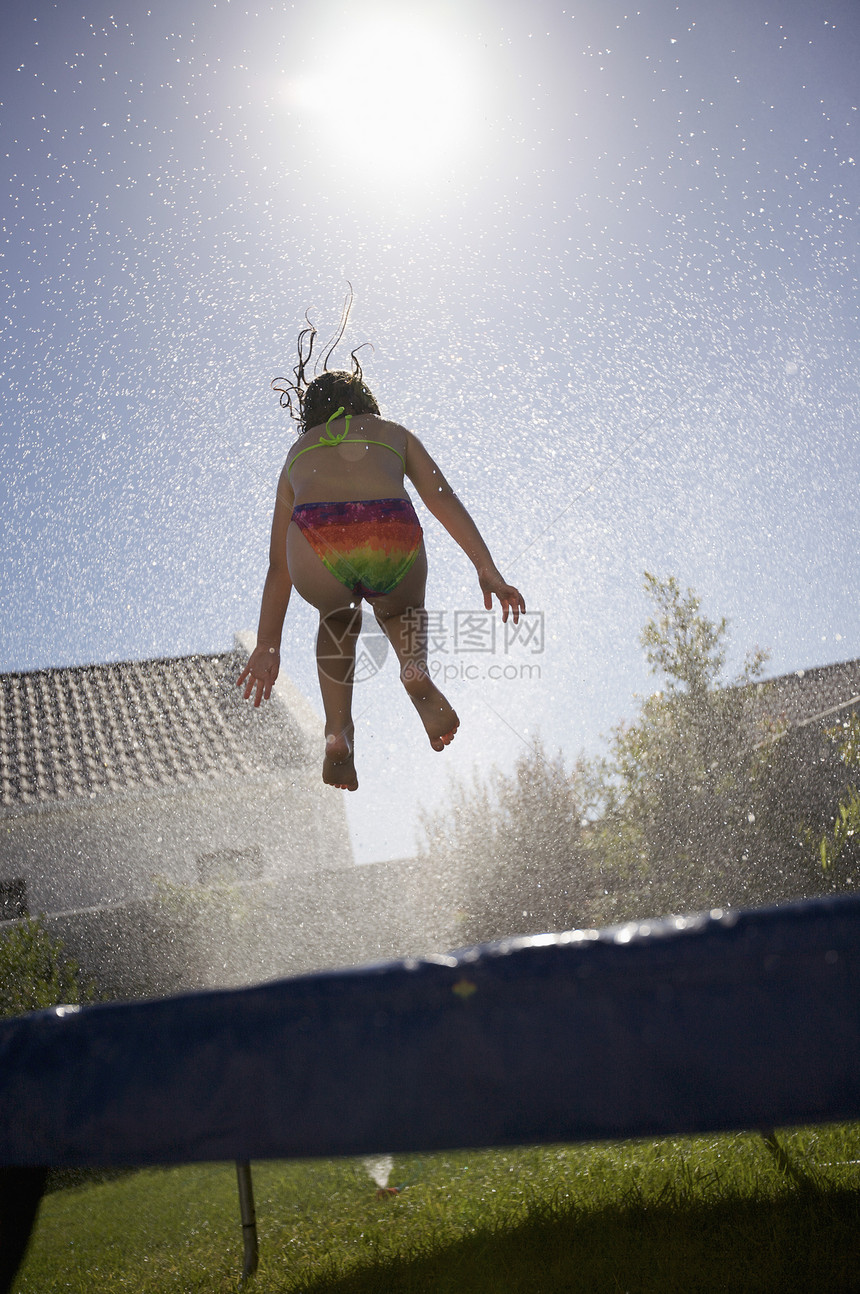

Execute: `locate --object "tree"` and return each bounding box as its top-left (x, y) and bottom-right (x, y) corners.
top-left (420, 573), bottom-right (859, 940)
top-left (585, 573), bottom-right (849, 919)
top-left (0, 917), bottom-right (89, 1019)
top-left (418, 737), bottom-right (593, 944)
top-left (813, 713), bottom-right (860, 883)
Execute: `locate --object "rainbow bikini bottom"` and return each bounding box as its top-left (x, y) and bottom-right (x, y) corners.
top-left (291, 497), bottom-right (423, 600)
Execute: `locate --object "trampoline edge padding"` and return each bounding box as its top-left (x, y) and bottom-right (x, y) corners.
top-left (0, 894), bottom-right (858, 1165)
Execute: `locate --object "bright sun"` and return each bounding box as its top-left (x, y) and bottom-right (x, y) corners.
top-left (285, 11), bottom-right (482, 185)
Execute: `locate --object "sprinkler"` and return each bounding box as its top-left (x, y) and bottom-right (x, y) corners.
top-left (363, 1155), bottom-right (423, 1198)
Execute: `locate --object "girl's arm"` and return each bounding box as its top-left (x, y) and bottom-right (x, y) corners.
top-left (404, 430), bottom-right (525, 622)
top-left (237, 465), bottom-right (294, 706)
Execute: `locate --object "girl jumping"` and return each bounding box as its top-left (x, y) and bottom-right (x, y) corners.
top-left (237, 309), bottom-right (525, 791)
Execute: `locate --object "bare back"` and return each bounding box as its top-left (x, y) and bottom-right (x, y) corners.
top-left (285, 413), bottom-right (409, 506)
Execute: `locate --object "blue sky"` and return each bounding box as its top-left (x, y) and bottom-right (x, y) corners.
top-left (2, 0), bottom-right (858, 862)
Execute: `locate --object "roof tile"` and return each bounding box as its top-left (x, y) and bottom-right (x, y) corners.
top-left (755, 657), bottom-right (860, 728)
top-left (0, 651), bottom-right (310, 812)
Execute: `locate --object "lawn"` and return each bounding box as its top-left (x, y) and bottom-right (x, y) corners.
top-left (14, 1125), bottom-right (860, 1293)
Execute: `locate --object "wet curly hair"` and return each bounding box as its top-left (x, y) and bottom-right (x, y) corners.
top-left (272, 285), bottom-right (379, 433)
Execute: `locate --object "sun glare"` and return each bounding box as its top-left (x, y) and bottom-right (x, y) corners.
top-left (285, 11), bottom-right (482, 185)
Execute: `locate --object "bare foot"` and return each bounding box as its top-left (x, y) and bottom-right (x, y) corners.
top-left (401, 667), bottom-right (460, 752)
top-left (429, 721), bottom-right (459, 752)
top-left (323, 731), bottom-right (358, 791)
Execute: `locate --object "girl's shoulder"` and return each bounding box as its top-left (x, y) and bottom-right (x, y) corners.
top-left (286, 420), bottom-right (326, 457)
top-left (351, 412), bottom-right (410, 448)
top-left (362, 413), bottom-right (410, 439)
top-left (355, 411), bottom-right (400, 428)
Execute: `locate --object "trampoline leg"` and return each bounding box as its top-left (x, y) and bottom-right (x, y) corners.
top-left (235, 1160), bottom-right (259, 1282)
top-left (0, 1166), bottom-right (48, 1294)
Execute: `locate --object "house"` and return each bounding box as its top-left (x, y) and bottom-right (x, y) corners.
top-left (755, 656), bottom-right (860, 730)
top-left (0, 632), bottom-right (353, 925)
top-left (750, 655), bottom-right (860, 832)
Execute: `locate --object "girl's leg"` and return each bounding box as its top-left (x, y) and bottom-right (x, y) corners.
top-left (287, 524), bottom-right (362, 789)
top-left (371, 545), bottom-right (459, 750)
top-left (316, 606), bottom-right (361, 789)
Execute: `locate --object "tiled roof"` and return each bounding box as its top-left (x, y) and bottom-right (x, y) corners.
top-left (0, 650), bottom-right (311, 812)
top-left (753, 657), bottom-right (860, 728)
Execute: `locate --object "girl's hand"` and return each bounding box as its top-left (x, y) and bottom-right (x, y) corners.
top-left (236, 646), bottom-right (280, 707)
top-left (478, 568), bottom-right (526, 624)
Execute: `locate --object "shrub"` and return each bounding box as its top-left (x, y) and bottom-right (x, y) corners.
top-left (0, 916), bottom-right (89, 1019)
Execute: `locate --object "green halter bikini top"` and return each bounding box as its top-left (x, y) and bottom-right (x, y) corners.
top-left (287, 407), bottom-right (406, 477)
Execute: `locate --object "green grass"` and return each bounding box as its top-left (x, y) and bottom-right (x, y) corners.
top-left (14, 1125), bottom-right (860, 1293)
